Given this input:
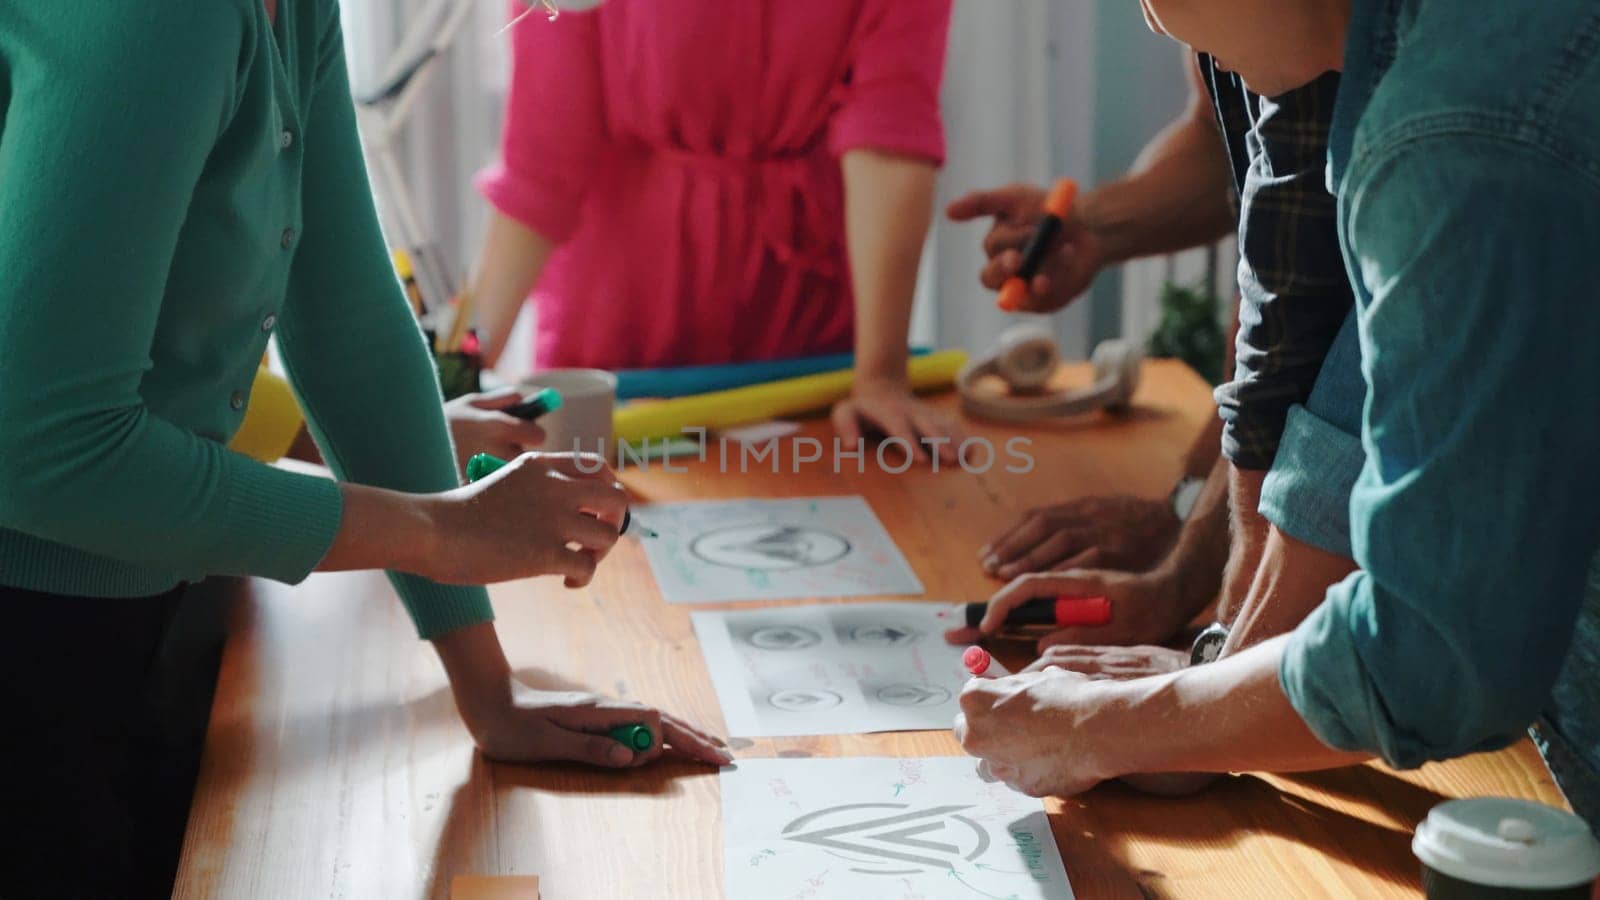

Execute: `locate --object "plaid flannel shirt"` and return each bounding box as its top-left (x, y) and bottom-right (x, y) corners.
top-left (1199, 55), bottom-right (1353, 471)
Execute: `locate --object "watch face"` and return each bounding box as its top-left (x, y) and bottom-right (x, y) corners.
top-left (1190, 624), bottom-right (1229, 666)
top-left (1172, 476), bottom-right (1206, 522)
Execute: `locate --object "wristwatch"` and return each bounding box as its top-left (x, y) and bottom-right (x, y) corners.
top-left (1189, 622), bottom-right (1229, 666)
top-left (1169, 474), bottom-right (1206, 522)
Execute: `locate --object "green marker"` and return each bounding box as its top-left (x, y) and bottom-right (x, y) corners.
top-left (608, 723), bottom-right (654, 752)
top-left (465, 452), bottom-right (656, 538)
top-left (504, 386), bottom-right (563, 421)
top-left (465, 451), bottom-right (507, 483)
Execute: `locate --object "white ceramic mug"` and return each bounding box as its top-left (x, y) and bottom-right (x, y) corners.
top-left (518, 369), bottom-right (617, 458)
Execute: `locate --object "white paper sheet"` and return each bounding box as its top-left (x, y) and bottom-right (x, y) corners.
top-left (636, 496), bottom-right (924, 604)
top-left (692, 602), bottom-right (970, 736)
top-left (722, 757), bottom-right (1074, 900)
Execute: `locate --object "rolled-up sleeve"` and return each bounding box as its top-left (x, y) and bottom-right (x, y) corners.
top-left (1280, 137), bottom-right (1600, 768)
top-left (827, 0), bottom-right (950, 164)
top-left (475, 3), bottom-right (605, 244)
top-left (1212, 71), bottom-right (1353, 472)
top-left (1259, 312), bottom-right (1364, 558)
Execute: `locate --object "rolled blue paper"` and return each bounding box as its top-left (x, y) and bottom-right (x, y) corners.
top-left (613, 348), bottom-right (932, 400)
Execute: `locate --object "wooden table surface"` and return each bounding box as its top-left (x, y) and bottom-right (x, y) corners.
top-left (174, 361), bottom-right (1567, 899)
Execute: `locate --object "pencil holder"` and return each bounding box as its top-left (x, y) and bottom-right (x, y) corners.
top-left (427, 329), bottom-right (483, 400)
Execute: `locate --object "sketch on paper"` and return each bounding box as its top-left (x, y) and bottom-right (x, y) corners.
top-left (692, 602), bottom-right (969, 736)
top-left (723, 757), bottom-right (1074, 900)
top-left (636, 497), bottom-right (923, 604)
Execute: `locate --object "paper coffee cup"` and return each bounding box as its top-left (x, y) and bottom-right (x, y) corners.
top-left (1414, 798), bottom-right (1600, 899)
top-left (519, 369), bottom-right (616, 457)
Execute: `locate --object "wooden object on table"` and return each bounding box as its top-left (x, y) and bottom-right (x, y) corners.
top-left (173, 361), bottom-right (1570, 899)
top-left (450, 875), bottom-right (539, 899)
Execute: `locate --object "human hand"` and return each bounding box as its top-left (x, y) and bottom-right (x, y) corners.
top-left (943, 569), bottom-right (1190, 653)
top-left (831, 376), bottom-right (963, 465)
top-left (445, 387), bottom-right (547, 475)
top-left (436, 624), bottom-right (732, 768)
top-left (954, 666), bottom-right (1118, 797)
top-left (467, 681), bottom-right (732, 768)
top-left (1022, 643), bottom-right (1187, 680)
top-left (946, 183), bottom-right (1107, 314)
top-left (421, 451), bottom-right (626, 587)
top-left (980, 494), bottom-right (1179, 579)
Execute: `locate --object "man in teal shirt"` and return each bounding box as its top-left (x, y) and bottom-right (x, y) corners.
top-left (957, 0), bottom-right (1600, 830)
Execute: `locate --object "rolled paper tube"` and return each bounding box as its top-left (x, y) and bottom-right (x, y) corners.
top-left (611, 349), bottom-right (968, 445)
top-left (613, 348), bottom-right (933, 400)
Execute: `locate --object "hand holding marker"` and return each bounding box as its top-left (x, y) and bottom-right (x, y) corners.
top-left (996, 178), bottom-right (1079, 312)
top-left (967, 595), bottom-right (1111, 631)
top-left (466, 451), bottom-right (658, 540)
top-left (465, 401), bottom-right (658, 754)
top-left (961, 646), bottom-right (1011, 783)
top-left (503, 386), bottom-right (562, 421)
top-left (956, 599), bottom-right (1107, 781)
top-left (944, 594), bottom-right (1112, 644)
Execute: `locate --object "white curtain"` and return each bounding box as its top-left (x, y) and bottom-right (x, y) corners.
top-left (335, 0), bottom-right (1212, 367)
top-left (919, 0), bottom-right (1089, 360)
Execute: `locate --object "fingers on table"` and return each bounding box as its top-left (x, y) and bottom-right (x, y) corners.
top-left (659, 713), bottom-right (734, 766)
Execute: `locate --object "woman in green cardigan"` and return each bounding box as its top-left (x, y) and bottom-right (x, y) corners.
top-left (0, 1), bottom-right (728, 894)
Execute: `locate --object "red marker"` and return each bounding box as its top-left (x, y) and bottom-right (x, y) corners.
top-left (962, 645), bottom-right (1011, 678)
top-left (963, 595), bottom-right (1111, 631)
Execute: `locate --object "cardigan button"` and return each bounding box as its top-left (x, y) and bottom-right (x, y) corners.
top-left (230, 390), bottom-right (246, 411)
top-left (261, 314), bottom-right (277, 333)
top-left (280, 228), bottom-right (295, 250)
top-left (280, 130), bottom-right (294, 151)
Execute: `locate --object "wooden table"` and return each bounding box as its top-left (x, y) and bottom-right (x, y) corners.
top-left (174, 361), bottom-right (1567, 899)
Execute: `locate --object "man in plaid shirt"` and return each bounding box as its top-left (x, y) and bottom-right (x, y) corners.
top-left (949, 53), bottom-right (1354, 666)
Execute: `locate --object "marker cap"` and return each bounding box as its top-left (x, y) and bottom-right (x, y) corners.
top-left (962, 645), bottom-right (992, 676)
top-left (505, 386), bottom-right (563, 421)
top-left (997, 278), bottom-right (1029, 312)
top-left (1043, 178), bottom-right (1079, 218)
top-left (1053, 595), bottom-right (1112, 627)
top-left (608, 723), bottom-right (654, 752)
top-left (465, 452), bottom-right (508, 483)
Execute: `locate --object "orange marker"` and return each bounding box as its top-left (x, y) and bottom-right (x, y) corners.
top-left (997, 178), bottom-right (1079, 312)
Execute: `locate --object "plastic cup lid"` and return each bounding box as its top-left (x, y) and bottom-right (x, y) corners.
top-left (1413, 797), bottom-right (1600, 889)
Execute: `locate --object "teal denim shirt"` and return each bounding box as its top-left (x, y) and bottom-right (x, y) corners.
top-left (1262, 0), bottom-right (1600, 827)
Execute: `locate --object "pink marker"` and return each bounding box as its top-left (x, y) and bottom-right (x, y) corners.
top-left (963, 646), bottom-right (1011, 678)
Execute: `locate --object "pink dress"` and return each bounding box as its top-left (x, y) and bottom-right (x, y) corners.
top-left (476, 0), bottom-right (951, 370)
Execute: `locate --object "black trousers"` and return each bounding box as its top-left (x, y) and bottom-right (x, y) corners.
top-left (0, 583), bottom-right (221, 900)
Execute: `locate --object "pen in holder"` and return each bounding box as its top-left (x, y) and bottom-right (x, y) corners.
top-left (427, 328), bottom-right (482, 400)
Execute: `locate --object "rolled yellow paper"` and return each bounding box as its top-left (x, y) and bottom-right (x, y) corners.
top-left (612, 349), bottom-right (968, 445)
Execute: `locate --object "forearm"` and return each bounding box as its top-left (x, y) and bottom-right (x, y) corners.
top-left (1102, 636), bottom-right (1369, 779)
top-left (1224, 526), bottom-right (1356, 655)
top-left (841, 149), bottom-right (936, 381)
top-left (1181, 413), bottom-right (1224, 480)
top-left (317, 482), bottom-right (435, 576)
top-left (471, 211), bottom-right (554, 368)
top-left (1080, 63), bottom-right (1233, 264)
top-left (1217, 467), bottom-right (1268, 624)
top-left (281, 24), bottom-right (494, 639)
top-left (1150, 452), bottom-right (1230, 619)
top-left (433, 621), bottom-right (515, 726)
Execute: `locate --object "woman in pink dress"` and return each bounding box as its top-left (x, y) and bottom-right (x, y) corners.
top-left (471, 0), bottom-right (960, 458)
